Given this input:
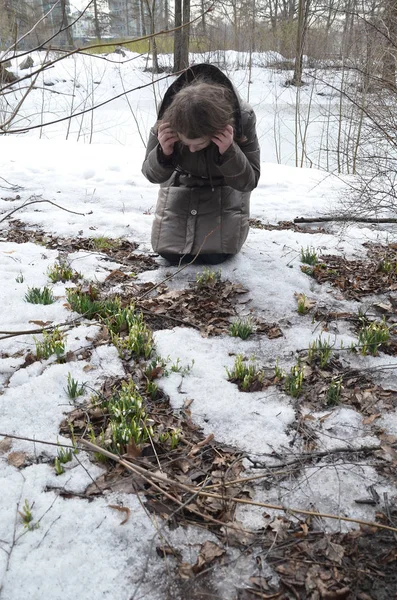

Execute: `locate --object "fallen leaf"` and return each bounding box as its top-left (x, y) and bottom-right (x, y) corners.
top-left (325, 541), bottom-right (345, 565)
top-left (83, 364), bottom-right (96, 372)
top-left (29, 320), bottom-right (52, 326)
top-left (108, 504), bottom-right (131, 525)
top-left (294, 292), bottom-right (316, 312)
top-left (8, 451), bottom-right (27, 468)
top-left (269, 516), bottom-right (289, 539)
top-left (193, 540), bottom-right (226, 573)
top-left (124, 439), bottom-right (141, 459)
top-left (178, 563), bottom-right (194, 579)
top-left (0, 437), bottom-right (12, 454)
top-left (363, 414), bottom-right (381, 425)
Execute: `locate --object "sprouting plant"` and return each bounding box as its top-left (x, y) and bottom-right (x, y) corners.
top-left (87, 426), bottom-right (108, 463)
top-left (47, 261), bottom-right (81, 283)
top-left (297, 293), bottom-right (309, 315)
top-left (104, 302), bottom-right (134, 334)
top-left (68, 423), bottom-right (79, 456)
top-left (167, 357), bottom-right (195, 375)
top-left (159, 428), bottom-right (181, 449)
top-left (327, 377), bottom-right (343, 406)
top-left (66, 373), bottom-right (85, 399)
top-left (308, 336), bottom-right (333, 368)
top-left (300, 246), bottom-right (318, 266)
top-left (57, 444), bottom-right (74, 464)
top-left (378, 260), bottom-right (397, 273)
top-left (18, 499), bottom-right (38, 530)
top-left (25, 286), bottom-right (55, 305)
top-left (15, 272), bottom-right (24, 283)
top-left (144, 356), bottom-right (167, 380)
top-left (196, 267), bottom-right (221, 287)
top-left (229, 317), bottom-right (253, 340)
top-left (66, 287), bottom-right (107, 319)
top-left (284, 363), bottom-right (304, 397)
top-left (111, 311), bottom-right (154, 360)
top-left (358, 318), bottom-right (390, 356)
top-left (54, 457), bottom-right (65, 475)
top-left (34, 327), bottom-right (65, 360)
top-left (145, 378), bottom-right (159, 400)
top-left (274, 360), bottom-right (285, 381)
top-left (226, 354), bottom-right (263, 391)
top-left (91, 236), bottom-right (121, 251)
top-left (103, 380), bottom-right (154, 452)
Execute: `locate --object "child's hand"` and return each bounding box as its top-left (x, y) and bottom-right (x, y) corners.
top-left (157, 122), bottom-right (179, 156)
top-left (212, 125), bottom-right (234, 155)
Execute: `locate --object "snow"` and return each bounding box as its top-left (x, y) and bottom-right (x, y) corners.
top-left (1, 50), bottom-right (397, 599)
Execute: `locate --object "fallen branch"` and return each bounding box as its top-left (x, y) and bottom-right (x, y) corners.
top-left (0, 196), bottom-right (86, 223)
top-left (247, 444), bottom-right (383, 470)
top-left (294, 216), bottom-right (397, 224)
top-left (80, 439), bottom-right (397, 535)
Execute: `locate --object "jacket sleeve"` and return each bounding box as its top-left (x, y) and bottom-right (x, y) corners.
top-left (141, 127), bottom-right (176, 184)
top-left (216, 109), bottom-right (260, 192)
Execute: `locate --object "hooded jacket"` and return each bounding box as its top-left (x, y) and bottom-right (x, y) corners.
top-left (141, 64), bottom-right (260, 255)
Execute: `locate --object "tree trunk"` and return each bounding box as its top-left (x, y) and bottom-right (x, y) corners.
top-left (173, 0), bottom-right (182, 71)
top-left (93, 0), bottom-right (102, 41)
top-left (292, 0), bottom-right (306, 85)
top-left (382, 0), bottom-right (397, 89)
top-left (292, 0), bottom-right (310, 85)
top-left (60, 0), bottom-right (74, 48)
top-left (180, 0), bottom-right (190, 68)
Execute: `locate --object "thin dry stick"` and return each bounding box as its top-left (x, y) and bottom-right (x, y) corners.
top-left (0, 197), bottom-right (86, 223)
top-left (80, 439), bottom-right (397, 534)
top-left (294, 216), bottom-right (397, 224)
top-left (138, 227), bottom-right (220, 300)
top-left (0, 314), bottom-right (86, 341)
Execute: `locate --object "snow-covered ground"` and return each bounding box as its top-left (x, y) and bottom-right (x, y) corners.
top-left (1, 50), bottom-right (397, 599)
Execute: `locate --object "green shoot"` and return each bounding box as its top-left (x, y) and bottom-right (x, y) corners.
top-left (358, 319), bottom-right (390, 356)
top-left (66, 373), bottom-right (85, 399)
top-left (25, 286), bottom-right (55, 305)
top-left (308, 336), bottom-right (333, 368)
top-left (229, 318), bottom-right (253, 340)
top-left (196, 267), bottom-right (221, 287)
top-left (300, 246), bottom-right (318, 266)
top-left (34, 327), bottom-right (65, 360)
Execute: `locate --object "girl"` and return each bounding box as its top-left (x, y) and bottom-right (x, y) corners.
top-left (142, 63), bottom-right (260, 265)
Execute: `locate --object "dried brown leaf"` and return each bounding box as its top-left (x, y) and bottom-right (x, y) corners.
top-left (0, 437), bottom-right (12, 454)
top-left (108, 504), bottom-right (131, 525)
top-left (8, 451), bottom-right (27, 468)
top-left (363, 414), bottom-right (381, 425)
top-left (193, 540), bottom-right (226, 573)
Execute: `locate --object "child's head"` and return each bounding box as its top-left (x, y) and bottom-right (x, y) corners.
top-left (161, 81), bottom-right (235, 141)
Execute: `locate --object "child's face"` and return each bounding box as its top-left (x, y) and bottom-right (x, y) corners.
top-left (178, 133), bottom-right (211, 153)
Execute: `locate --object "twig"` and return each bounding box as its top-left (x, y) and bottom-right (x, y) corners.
top-left (0, 197), bottom-right (86, 223)
top-left (0, 433), bottom-right (76, 450)
top-left (80, 439), bottom-right (397, 534)
top-left (0, 176), bottom-right (22, 191)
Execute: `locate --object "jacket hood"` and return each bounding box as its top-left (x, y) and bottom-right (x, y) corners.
top-left (158, 63), bottom-right (244, 138)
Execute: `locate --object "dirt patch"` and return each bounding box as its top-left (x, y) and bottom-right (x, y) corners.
top-left (5, 220), bottom-right (158, 273)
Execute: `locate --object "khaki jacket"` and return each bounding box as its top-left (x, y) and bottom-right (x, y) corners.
top-left (142, 65), bottom-right (260, 255)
